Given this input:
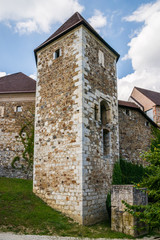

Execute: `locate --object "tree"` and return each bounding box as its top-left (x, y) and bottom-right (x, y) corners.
top-left (123, 127), bottom-right (160, 231)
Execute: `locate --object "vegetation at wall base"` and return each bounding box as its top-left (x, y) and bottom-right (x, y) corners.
top-left (123, 127), bottom-right (160, 232)
top-left (106, 158), bottom-right (146, 226)
top-left (0, 177), bottom-right (132, 238)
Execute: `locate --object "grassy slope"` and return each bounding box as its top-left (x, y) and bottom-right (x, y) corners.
top-left (0, 177), bottom-right (132, 238)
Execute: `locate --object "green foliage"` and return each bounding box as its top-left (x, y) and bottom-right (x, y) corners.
top-left (123, 128), bottom-right (160, 231)
top-left (11, 156), bottom-right (20, 169)
top-left (151, 127), bottom-right (160, 151)
top-left (120, 158), bottom-right (145, 184)
top-left (19, 121), bottom-right (34, 170)
top-left (140, 148), bottom-right (160, 203)
top-left (0, 177), bottom-right (132, 238)
top-left (11, 116), bottom-right (34, 178)
top-left (112, 159), bottom-right (145, 185)
top-left (112, 161), bottom-right (122, 184)
top-left (106, 192), bottom-right (111, 223)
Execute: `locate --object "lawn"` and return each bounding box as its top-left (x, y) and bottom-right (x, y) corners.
top-left (0, 177), bottom-right (132, 238)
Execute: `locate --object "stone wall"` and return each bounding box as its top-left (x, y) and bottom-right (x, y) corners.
top-left (33, 25), bottom-right (119, 225)
top-left (111, 185), bottom-right (148, 237)
top-left (0, 93), bottom-right (35, 179)
top-left (34, 27), bottom-right (84, 223)
top-left (153, 105), bottom-right (160, 126)
top-left (81, 27), bottom-right (119, 224)
top-left (119, 106), bottom-right (153, 164)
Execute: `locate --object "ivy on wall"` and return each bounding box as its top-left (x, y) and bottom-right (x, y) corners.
top-left (11, 115), bottom-right (34, 179)
top-left (112, 158), bottom-right (145, 185)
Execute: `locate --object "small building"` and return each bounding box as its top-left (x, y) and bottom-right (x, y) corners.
top-left (129, 87), bottom-right (160, 126)
top-left (118, 100), bottom-right (158, 164)
top-left (0, 72), bottom-right (36, 179)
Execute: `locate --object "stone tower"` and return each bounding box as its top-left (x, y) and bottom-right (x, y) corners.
top-left (33, 12), bottom-right (119, 225)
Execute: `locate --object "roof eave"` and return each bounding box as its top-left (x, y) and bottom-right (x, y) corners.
top-left (34, 21), bottom-right (120, 64)
top-left (0, 91), bottom-right (36, 94)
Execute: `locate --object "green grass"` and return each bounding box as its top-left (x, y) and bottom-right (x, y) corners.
top-left (0, 177), bottom-right (132, 238)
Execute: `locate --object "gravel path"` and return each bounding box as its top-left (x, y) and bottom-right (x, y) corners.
top-left (0, 232), bottom-right (159, 240)
top-left (0, 233), bottom-right (130, 240)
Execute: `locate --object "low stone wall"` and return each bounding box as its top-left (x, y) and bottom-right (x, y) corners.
top-left (111, 185), bottom-right (148, 237)
top-left (0, 166), bottom-right (33, 179)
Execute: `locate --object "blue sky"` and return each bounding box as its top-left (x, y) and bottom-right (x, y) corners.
top-left (0, 0), bottom-right (160, 99)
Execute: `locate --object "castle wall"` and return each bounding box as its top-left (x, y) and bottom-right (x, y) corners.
top-left (33, 27), bottom-right (84, 223)
top-left (81, 27), bottom-right (119, 224)
top-left (153, 105), bottom-right (160, 126)
top-left (0, 93), bottom-right (35, 179)
top-left (119, 106), bottom-right (152, 164)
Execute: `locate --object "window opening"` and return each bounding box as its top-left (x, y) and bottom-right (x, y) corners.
top-left (16, 106), bottom-right (22, 112)
top-left (126, 109), bottom-right (131, 116)
top-left (54, 49), bottom-right (61, 59)
top-left (145, 121), bottom-right (149, 127)
top-left (103, 129), bottom-right (110, 156)
top-left (100, 100), bottom-right (111, 125)
top-left (98, 50), bottom-right (104, 67)
top-left (0, 106), bottom-right (4, 117)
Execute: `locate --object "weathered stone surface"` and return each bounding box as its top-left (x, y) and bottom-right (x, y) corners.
top-left (0, 93), bottom-right (35, 179)
top-left (34, 25), bottom-right (119, 225)
top-left (111, 185), bottom-right (148, 237)
top-left (119, 106), bottom-right (153, 164)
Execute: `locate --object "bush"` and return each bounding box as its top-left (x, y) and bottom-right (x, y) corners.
top-left (120, 158), bottom-right (145, 184)
top-left (112, 159), bottom-right (145, 185)
top-left (112, 161), bottom-right (122, 185)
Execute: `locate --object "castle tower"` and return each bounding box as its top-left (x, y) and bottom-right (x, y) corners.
top-left (33, 12), bottom-right (119, 225)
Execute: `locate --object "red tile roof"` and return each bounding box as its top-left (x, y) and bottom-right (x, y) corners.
top-left (135, 87), bottom-right (160, 105)
top-left (34, 12), bottom-right (119, 61)
top-left (0, 72), bottom-right (36, 94)
top-left (118, 100), bottom-right (139, 109)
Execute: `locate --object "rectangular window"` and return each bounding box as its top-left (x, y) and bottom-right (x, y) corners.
top-left (126, 109), bottom-right (131, 116)
top-left (98, 50), bottom-right (105, 67)
top-left (0, 106), bottom-right (4, 117)
top-left (53, 48), bottom-right (61, 59)
top-left (16, 106), bottom-right (22, 112)
top-left (145, 121), bottom-right (149, 127)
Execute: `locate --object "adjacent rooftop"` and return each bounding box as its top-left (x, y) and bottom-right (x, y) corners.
top-left (134, 87), bottom-right (160, 105)
top-left (0, 72), bottom-right (36, 94)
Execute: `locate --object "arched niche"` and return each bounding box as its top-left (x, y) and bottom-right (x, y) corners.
top-left (100, 100), bottom-right (111, 125)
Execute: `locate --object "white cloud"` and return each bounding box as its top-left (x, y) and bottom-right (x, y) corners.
top-left (88, 10), bottom-right (107, 31)
top-left (29, 73), bottom-right (37, 80)
top-left (0, 72), bottom-right (7, 77)
top-left (0, 0), bottom-right (84, 34)
top-left (118, 0), bottom-right (160, 100)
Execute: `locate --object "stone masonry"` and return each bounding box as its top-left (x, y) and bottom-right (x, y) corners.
top-left (33, 13), bottom-right (119, 225)
top-left (111, 185), bottom-right (148, 237)
top-left (118, 103), bottom-right (155, 164)
top-left (0, 93), bottom-right (35, 179)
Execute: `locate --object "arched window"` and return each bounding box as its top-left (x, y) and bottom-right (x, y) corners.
top-left (100, 100), bottom-right (111, 125)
